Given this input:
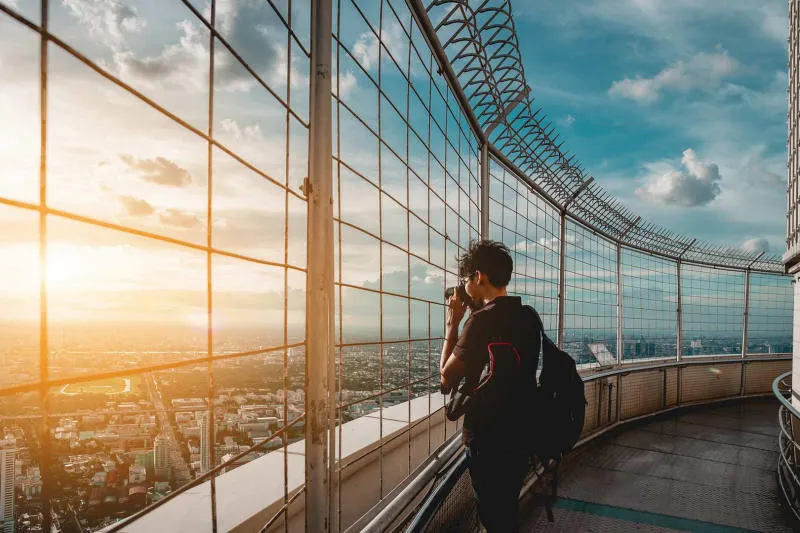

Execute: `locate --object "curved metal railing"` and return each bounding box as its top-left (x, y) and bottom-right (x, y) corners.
top-left (773, 372), bottom-right (800, 524)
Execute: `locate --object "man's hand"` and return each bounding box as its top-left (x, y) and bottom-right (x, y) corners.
top-left (441, 293), bottom-right (468, 391)
top-left (446, 294), bottom-right (467, 330)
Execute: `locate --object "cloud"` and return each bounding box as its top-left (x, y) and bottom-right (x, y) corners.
top-left (333, 71), bottom-right (357, 97)
top-left (742, 148), bottom-right (782, 187)
top-left (119, 195), bottom-right (155, 216)
top-left (636, 149), bottom-right (722, 207)
top-left (63, 0), bottom-right (145, 51)
top-left (351, 21), bottom-right (406, 71)
top-left (609, 49), bottom-right (739, 103)
top-left (213, 0), bottom-right (282, 87)
top-left (352, 32), bottom-right (380, 70)
top-left (760, 5), bottom-right (788, 44)
top-left (717, 71), bottom-right (786, 114)
top-left (120, 155), bottom-right (192, 187)
top-left (219, 118), bottom-right (263, 141)
top-left (741, 237), bottom-right (769, 254)
top-left (523, 1), bottom-right (787, 51)
top-left (159, 208), bottom-right (201, 229)
top-left (94, 0), bottom-right (286, 93)
top-left (110, 19), bottom-right (208, 92)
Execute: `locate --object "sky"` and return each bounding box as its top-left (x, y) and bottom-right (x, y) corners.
top-left (511, 0), bottom-right (788, 253)
top-left (0, 0), bottom-right (790, 334)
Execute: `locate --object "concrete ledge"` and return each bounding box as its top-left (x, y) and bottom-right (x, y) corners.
top-left (110, 393), bottom-right (459, 533)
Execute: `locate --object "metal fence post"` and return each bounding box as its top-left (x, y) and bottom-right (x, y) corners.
top-left (742, 269), bottom-right (751, 360)
top-left (557, 210), bottom-right (567, 348)
top-left (741, 269), bottom-right (751, 396)
top-left (616, 242), bottom-right (623, 365)
top-left (676, 259), bottom-right (682, 362)
top-left (675, 258), bottom-right (683, 405)
top-left (480, 143), bottom-right (490, 239)
top-left (306, 0), bottom-right (334, 531)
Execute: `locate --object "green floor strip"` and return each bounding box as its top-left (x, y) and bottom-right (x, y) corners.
top-left (555, 498), bottom-right (760, 533)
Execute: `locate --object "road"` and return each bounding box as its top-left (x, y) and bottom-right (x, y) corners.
top-left (144, 373), bottom-right (192, 486)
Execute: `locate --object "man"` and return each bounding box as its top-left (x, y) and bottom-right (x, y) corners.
top-left (440, 240), bottom-right (540, 532)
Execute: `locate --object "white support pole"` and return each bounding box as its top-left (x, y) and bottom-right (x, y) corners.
top-left (557, 211), bottom-right (567, 348)
top-left (480, 142), bottom-right (490, 240)
top-left (616, 243), bottom-right (623, 365)
top-left (306, 0), bottom-right (334, 531)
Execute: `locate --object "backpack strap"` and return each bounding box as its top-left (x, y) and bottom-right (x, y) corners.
top-left (522, 305), bottom-right (555, 349)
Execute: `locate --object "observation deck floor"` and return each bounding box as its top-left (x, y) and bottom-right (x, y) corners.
top-left (519, 398), bottom-right (792, 532)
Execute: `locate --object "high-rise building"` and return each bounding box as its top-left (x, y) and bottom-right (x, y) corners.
top-left (788, 0), bottom-right (800, 410)
top-left (153, 434), bottom-right (170, 481)
top-left (199, 413), bottom-right (211, 475)
top-left (0, 438), bottom-right (15, 533)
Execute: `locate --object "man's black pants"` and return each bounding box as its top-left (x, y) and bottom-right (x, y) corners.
top-left (466, 440), bottom-right (529, 532)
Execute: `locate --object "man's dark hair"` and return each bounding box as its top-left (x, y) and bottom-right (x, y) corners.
top-left (458, 240), bottom-right (513, 288)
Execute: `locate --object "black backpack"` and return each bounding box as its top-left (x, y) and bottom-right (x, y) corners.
top-left (525, 305), bottom-right (586, 464)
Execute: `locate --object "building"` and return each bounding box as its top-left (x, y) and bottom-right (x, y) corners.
top-left (199, 413), bottom-right (211, 475)
top-left (135, 450), bottom-right (155, 478)
top-left (20, 467), bottom-right (41, 501)
top-left (0, 438), bottom-right (15, 533)
top-left (170, 398), bottom-right (206, 410)
top-left (788, 0), bottom-right (800, 410)
top-left (129, 464), bottom-right (147, 484)
top-left (153, 434), bottom-right (170, 481)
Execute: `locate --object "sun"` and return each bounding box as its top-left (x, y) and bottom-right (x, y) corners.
top-left (46, 243), bottom-right (89, 291)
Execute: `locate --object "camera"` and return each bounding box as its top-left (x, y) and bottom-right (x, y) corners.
top-left (445, 284), bottom-right (481, 310)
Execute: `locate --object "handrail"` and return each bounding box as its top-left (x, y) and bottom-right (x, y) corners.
top-left (585, 354), bottom-right (791, 383)
top-left (405, 454), bottom-right (469, 533)
top-left (773, 371), bottom-right (800, 524)
top-left (358, 435), bottom-right (463, 533)
top-left (773, 371), bottom-right (796, 418)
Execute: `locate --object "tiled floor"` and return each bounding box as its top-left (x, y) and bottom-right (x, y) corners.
top-left (518, 398), bottom-right (795, 532)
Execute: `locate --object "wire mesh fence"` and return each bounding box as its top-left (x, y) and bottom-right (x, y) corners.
top-left (621, 249), bottom-right (678, 361)
top-left (562, 220), bottom-right (619, 368)
top-left (488, 158), bottom-right (560, 333)
top-left (332, 0), bottom-right (478, 528)
top-left (748, 273), bottom-right (793, 355)
top-left (680, 264), bottom-right (745, 357)
top-left (0, 0), bottom-right (310, 531)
